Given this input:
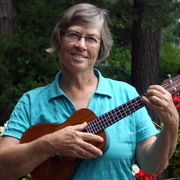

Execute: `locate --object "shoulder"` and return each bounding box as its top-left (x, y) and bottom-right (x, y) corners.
top-left (95, 68), bottom-right (135, 88)
top-left (95, 68), bottom-right (135, 90)
top-left (106, 77), bottom-right (134, 90)
top-left (20, 84), bottom-right (51, 102)
top-left (95, 69), bottom-right (139, 102)
top-left (107, 78), bottom-right (139, 101)
top-left (20, 71), bottom-right (61, 102)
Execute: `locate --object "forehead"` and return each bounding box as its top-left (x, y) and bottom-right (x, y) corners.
top-left (67, 25), bottom-right (101, 36)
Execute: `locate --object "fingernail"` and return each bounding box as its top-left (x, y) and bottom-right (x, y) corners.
top-left (100, 151), bottom-right (103, 156)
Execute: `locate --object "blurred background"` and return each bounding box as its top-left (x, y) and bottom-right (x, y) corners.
top-left (1, 0), bottom-right (180, 127)
top-left (1, 1), bottom-right (180, 179)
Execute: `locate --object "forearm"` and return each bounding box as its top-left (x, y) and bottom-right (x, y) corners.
top-left (140, 86), bottom-right (179, 174)
top-left (0, 123), bottom-right (103, 180)
top-left (140, 123), bottom-right (178, 174)
top-left (0, 135), bottom-right (53, 180)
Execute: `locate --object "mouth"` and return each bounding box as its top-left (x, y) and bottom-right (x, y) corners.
top-left (71, 53), bottom-right (87, 59)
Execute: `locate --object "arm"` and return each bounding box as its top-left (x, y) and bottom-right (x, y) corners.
top-left (136, 85), bottom-right (179, 174)
top-left (0, 122), bottom-right (103, 180)
top-left (0, 136), bottom-right (51, 180)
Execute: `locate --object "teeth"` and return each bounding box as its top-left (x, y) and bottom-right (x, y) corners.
top-left (73, 54), bottom-right (85, 58)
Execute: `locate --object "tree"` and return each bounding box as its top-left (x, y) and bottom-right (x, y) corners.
top-left (1, 0), bottom-right (180, 179)
top-left (0, 0), bottom-right (15, 35)
top-left (131, 0), bottom-right (180, 179)
top-left (0, 0), bottom-right (15, 125)
top-left (131, 0), bottom-right (161, 125)
top-left (131, 0), bottom-right (180, 123)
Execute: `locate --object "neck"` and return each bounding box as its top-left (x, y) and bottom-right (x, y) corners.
top-left (59, 68), bottom-right (98, 91)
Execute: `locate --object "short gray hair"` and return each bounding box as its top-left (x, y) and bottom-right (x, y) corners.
top-left (46, 3), bottom-right (113, 60)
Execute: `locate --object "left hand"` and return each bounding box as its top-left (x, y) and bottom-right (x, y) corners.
top-left (142, 85), bottom-right (179, 126)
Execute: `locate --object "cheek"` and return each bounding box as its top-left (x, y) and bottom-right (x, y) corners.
top-left (59, 43), bottom-right (68, 59)
top-left (89, 43), bottom-right (100, 54)
top-left (92, 46), bottom-right (100, 60)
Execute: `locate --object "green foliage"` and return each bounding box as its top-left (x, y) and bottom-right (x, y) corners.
top-left (159, 42), bottom-right (180, 83)
top-left (0, 34), bottom-right (60, 106)
top-left (1, 1), bottom-right (180, 179)
top-left (13, 174), bottom-right (32, 180)
top-left (0, 0), bottom-right (133, 125)
top-left (140, 0), bottom-right (180, 31)
top-left (163, 19), bottom-right (180, 45)
top-left (0, 0), bottom-right (179, 124)
top-left (0, 0), bottom-right (62, 123)
top-left (95, 45), bottom-right (131, 83)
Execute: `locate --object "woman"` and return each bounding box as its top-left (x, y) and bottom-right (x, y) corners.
top-left (0, 3), bottom-right (179, 180)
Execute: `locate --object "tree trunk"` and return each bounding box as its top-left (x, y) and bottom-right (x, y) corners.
top-left (0, 0), bottom-right (15, 124)
top-left (0, 0), bottom-right (15, 35)
top-left (131, 0), bottom-right (161, 125)
top-left (131, 0), bottom-right (164, 179)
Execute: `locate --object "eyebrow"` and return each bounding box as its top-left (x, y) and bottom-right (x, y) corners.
top-left (67, 29), bottom-right (100, 37)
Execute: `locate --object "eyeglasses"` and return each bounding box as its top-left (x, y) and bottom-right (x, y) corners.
top-left (62, 31), bottom-right (101, 46)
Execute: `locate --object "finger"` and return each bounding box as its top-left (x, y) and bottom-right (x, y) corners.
top-left (65, 134), bottom-right (103, 159)
top-left (75, 147), bottom-right (101, 159)
top-left (142, 96), bottom-right (157, 110)
top-left (142, 93), bottom-right (174, 119)
top-left (82, 132), bottom-right (104, 143)
top-left (146, 89), bottom-right (162, 101)
top-left (149, 85), bottom-right (168, 93)
top-left (72, 122), bottom-right (104, 142)
top-left (72, 122), bottom-right (87, 131)
top-left (82, 141), bottom-right (103, 157)
top-left (142, 95), bottom-right (166, 113)
top-left (77, 149), bottom-right (102, 159)
top-left (148, 85), bottom-right (172, 98)
top-left (73, 140), bottom-right (103, 159)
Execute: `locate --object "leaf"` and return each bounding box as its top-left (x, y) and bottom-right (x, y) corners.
top-left (173, 167), bottom-right (180, 177)
top-left (175, 144), bottom-right (180, 154)
top-left (22, 177), bottom-right (32, 180)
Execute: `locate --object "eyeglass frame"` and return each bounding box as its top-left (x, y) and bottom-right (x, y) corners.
top-left (62, 31), bottom-right (101, 46)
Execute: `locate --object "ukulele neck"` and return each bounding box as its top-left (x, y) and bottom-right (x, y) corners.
top-left (85, 93), bottom-right (146, 134)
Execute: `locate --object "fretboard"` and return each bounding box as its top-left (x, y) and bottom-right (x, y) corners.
top-left (86, 93), bottom-right (146, 134)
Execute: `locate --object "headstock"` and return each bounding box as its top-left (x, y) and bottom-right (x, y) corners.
top-left (161, 74), bottom-right (180, 96)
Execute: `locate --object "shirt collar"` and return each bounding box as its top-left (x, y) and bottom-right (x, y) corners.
top-left (94, 69), bottom-right (112, 97)
top-left (48, 69), bottom-right (112, 100)
top-left (48, 72), bottom-right (64, 100)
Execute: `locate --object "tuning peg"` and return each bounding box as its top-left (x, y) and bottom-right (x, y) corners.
top-left (178, 70), bottom-right (180, 74)
top-left (166, 74), bottom-right (173, 84)
top-left (166, 74), bottom-right (171, 79)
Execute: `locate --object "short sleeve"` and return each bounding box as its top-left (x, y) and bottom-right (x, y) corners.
top-left (3, 93), bottom-right (31, 139)
top-left (135, 106), bottom-right (160, 143)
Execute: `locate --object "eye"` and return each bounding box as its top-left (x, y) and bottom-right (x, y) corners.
top-left (87, 37), bottom-right (98, 43)
top-left (67, 32), bottom-right (79, 38)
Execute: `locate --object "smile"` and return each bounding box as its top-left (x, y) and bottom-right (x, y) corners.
top-left (72, 54), bottom-right (87, 59)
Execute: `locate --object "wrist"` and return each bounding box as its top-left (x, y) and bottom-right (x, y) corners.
top-left (40, 133), bottom-right (58, 156)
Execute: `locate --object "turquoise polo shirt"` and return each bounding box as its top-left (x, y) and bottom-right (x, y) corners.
top-left (4, 69), bottom-right (159, 180)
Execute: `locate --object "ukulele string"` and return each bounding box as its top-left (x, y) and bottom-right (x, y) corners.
top-left (86, 78), bottom-right (180, 134)
top-left (161, 78), bottom-right (180, 94)
top-left (86, 95), bottom-right (145, 134)
top-left (161, 77), bottom-right (180, 88)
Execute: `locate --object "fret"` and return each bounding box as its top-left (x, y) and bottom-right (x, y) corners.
top-left (86, 95), bottom-right (146, 134)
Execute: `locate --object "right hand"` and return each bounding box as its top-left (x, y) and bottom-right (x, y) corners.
top-left (47, 122), bottom-right (104, 159)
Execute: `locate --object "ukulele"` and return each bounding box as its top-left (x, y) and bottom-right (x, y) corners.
top-left (20, 74), bottom-right (180, 180)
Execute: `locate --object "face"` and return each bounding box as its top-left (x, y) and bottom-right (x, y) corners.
top-left (58, 25), bottom-right (101, 73)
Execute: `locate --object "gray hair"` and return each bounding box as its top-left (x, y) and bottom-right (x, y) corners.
top-left (46, 3), bottom-right (113, 60)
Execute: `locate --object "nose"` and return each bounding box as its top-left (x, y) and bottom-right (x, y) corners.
top-left (75, 37), bottom-right (87, 50)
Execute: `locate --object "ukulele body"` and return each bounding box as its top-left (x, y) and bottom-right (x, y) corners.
top-left (20, 108), bottom-right (109, 180)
